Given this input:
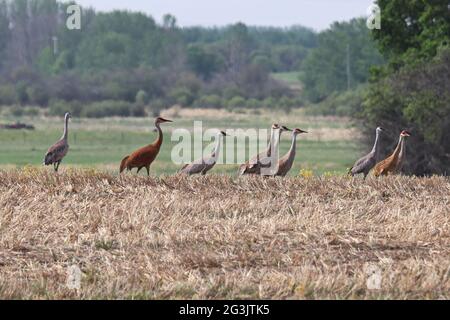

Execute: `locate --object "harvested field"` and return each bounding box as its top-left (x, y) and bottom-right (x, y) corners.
top-left (0, 169), bottom-right (449, 299)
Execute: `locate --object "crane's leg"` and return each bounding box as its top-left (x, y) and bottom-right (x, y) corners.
top-left (146, 166), bottom-right (150, 176)
top-left (55, 161), bottom-right (61, 172)
top-left (137, 167), bottom-right (143, 174)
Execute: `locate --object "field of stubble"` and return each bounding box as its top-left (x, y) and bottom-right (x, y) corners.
top-left (0, 169), bottom-right (449, 299)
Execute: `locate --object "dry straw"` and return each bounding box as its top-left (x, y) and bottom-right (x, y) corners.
top-left (0, 169), bottom-right (448, 299)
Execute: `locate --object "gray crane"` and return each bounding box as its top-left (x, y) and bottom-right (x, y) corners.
top-left (180, 131), bottom-right (228, 175)
top-left (239, 124), bottom-right (291, 175)
top-left (275, 128), bottom-right (308, 177)
top-left (349, 126), bottom-right (384, 179)
top-left (44, 112), bottom-right (72, 172)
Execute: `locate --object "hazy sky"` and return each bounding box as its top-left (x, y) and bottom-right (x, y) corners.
top-left (74, 0), bottom-right (376, 31)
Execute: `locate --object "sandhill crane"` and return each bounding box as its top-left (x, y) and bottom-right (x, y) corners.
top-left (373, 130), bottom-right (411, 177)
top-left (239, 124), bottom-right (291, 175)
top-left (120, 117), bottom-right (173, 176)
top-left (349, 126), bottom-right (384, 179)
top-left (179, 131), bottom-right (228, 175)
top-left (275, 128), bottom-right (308, 177)
top-left (44, 112), bottom-right (71, 172)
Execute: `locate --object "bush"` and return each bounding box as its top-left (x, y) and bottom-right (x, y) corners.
top-left (23, 107), bottom-right (40, 117)
top-left (26, 85), bottom-right (49, 107)
top-left (305, 87), bottom-right (365, 116)
top-left (10, 107), bottom-right (24, 117)
top-left (81, 100), bottom-right (133, 118)
top-left (149, 99), bottom-right (166, 117)
top-left (262, 97), bottom-right (276, 109)
top-left (15, 82), bottom-right (29, 105)
top-left (169, 87), bottom-right (195, 107)
top-left (227, 96), bottom-right (246, 108)
top-left (246, 98), bottom-right (260, 109)
top-left (130, 104), bottom-right (147, 117)
top-left (194, 95), bottom-right (223, 108)
top-left (49, 100), bottom-right (83, 117)
top-left (0, 85), bottom-right (17, 105)
top-left (135, 90), bottom-right (149, 106)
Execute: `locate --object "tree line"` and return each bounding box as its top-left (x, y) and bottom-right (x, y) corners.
top-left (0, 0), bottom-right (382, 117)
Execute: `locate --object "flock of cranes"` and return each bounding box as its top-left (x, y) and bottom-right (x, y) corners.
top-left (44, 113), bottom-right (411, 178)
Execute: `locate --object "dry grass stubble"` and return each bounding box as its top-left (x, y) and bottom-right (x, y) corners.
top-left (0, 169), bottom-right (449, 299)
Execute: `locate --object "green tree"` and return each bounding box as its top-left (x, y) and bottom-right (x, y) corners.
top-left (301, 18), bottom-right (384, 102)
top-left (361, 1), bottom-right (450, 175)
top-left (186, 44), bottom-right (221, 79)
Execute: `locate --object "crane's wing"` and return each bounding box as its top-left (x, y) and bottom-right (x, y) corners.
top-left (180, 162), bottom-right (206, 175)
top-left (350, 153), bottom-right (374, 175)
top-left (44, 140), bottom-right (68, 165)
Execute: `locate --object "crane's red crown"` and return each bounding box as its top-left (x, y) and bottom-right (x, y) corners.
top-left (294, 128), bottom-right (308, 134)
top-left (400, 130), bottom-right (411, 137)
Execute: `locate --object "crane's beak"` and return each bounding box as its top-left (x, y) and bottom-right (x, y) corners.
top-left (161, 118), bottom-right (173, 123)
top-left (282, 126), bottom-right (292, 132)
top-left (299, 129), bottom-right (308, 134)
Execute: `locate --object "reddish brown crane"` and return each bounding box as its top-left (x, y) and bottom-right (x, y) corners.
top-left (372, 130), bottom-right (411, 177)
top-left (120, 117), bottom-right (172, 176)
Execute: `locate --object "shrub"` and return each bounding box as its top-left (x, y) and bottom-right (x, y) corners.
top-left (26, 85), bottom-right (49, 107)
top-left (81, 100), bottom-right (133, 118)
top-left (246, 98), bottom-right (260, 109)
top-left (227, 96), bottom-right (246, 108)
top-left (15, 81), bottom-right (29, 105)
top-left (131, 104), bottom-right (147, 117)
top-left (0, 85), bottom-right (17, 105)
top-left (49, 100), bottom-right (83, 117)
top-left (23, 107), bottom-right (40, 117)
top-left (169, 87), bottom-right (195, 107)
top-left (149, 99), bottom-right (166, 117)
top-left (10, 107), bottom-right (24, 117)
top-left (262, 97), bottom-right (276, 109)
top-left (135, 90), bottom-right (149, 106)
top-left (194, 95), bottom-right (223, 108)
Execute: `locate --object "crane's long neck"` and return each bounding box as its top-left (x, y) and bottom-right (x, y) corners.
top-left (287, 133), bottom-right (298, 161)
top-left (154, 123), bottom-right (163, 148)
top-left (266, 128), bottom-right (278, 156)
top-left (392, 135), bottom-right (405, 159)
top-left (212, 134), bottom-right (222, 160)
top-left (399, 136), bottom-right (406, 159)
top-left (266, 128), bottom-right (275, 155)
top-left (371, 130), bottom-right (381, 157)
top-left (62, 116), bottom-right (69, 141)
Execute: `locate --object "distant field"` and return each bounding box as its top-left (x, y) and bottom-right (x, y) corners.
top-left (0, 108), bottom-right (359, 175)
top-left (271, 72), bottom-right (303, 91)
top-left (0, 171), bottom-right (448, 299)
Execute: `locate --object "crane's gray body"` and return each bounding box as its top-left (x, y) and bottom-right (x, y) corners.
top-left (180, 131), bottom-right (226, 176)
top-left (349, 127), bottom-right (383, 178)
top-left (44, 113), bottom-right (71, 172)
